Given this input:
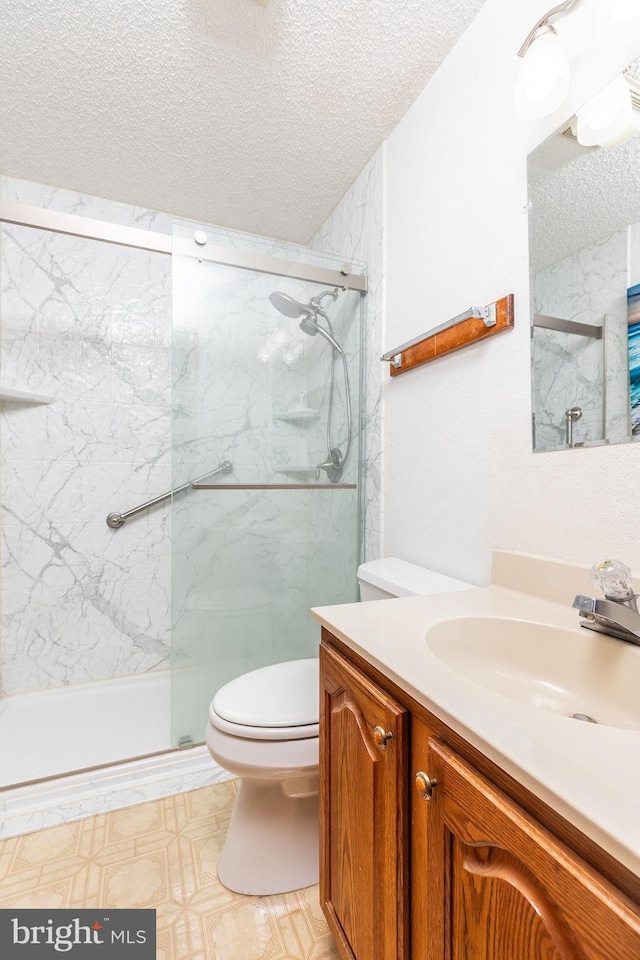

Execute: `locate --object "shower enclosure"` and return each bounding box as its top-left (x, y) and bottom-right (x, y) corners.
top-left (0, 182), bottom-right (365, 809)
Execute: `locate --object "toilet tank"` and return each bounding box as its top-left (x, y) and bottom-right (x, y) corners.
top-left (357, 557), bottom-right (475, 601)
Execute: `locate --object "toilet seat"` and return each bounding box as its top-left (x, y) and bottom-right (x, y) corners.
top-left (209, 658), bottom-right (319, 741)
top-left (209, 709), bottom-right (319, 741)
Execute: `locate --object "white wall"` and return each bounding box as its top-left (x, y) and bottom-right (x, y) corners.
top-left (380, 0), bottom-right (640, 584)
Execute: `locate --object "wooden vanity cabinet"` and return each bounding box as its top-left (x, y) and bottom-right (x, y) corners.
top-left (320, 642), bottom-right (409, 960)
top-left (418, 736), bottom-right (640, 960)
top-left (320, 635), bottom-right (640, 960)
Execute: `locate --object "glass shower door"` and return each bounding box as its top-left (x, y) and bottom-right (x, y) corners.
top-left (170, 221), bottom-right (364, 746)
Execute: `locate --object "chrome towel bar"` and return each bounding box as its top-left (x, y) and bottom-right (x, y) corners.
top-left (106, 460), bottom-right (233, 529)
top-left (381, 305), bottom-right (497, 368)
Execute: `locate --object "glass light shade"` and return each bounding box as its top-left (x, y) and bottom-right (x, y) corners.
top-left (514, 31), bottom-right (571, 120)
top-left (595, 0), bottom-right (640, 47)
top-left (576, 74), bottom-right (640, 149)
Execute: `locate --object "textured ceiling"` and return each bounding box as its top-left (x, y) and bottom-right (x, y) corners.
top-left (0, 0), bottom-right (485, 244)
top-left (529, 58), bottom-right (640, 274)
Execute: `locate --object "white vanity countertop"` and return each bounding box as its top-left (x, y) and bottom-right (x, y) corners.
top-left (311, 583), bottom-right (640, 878)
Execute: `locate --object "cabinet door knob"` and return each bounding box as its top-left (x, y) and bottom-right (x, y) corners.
top-left (373, 725), bottom-right (393, 749)
top-left (415, 771), bottom-right (438, 800)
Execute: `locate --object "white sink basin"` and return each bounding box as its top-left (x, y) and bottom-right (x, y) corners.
top-left (426, 616), bottom-right (640, 730)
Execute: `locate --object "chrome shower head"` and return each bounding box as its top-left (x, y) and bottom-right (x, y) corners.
top-left (269, 291), bottom-right (308, 320)
top-left (299, 315), bottom-right (319, 337)
top-left (270, 288), bottom-right (343, 324)
top-left (270, 290), bottom-right (320, 336)
top-left (269, 286), bottom-right (351, 483)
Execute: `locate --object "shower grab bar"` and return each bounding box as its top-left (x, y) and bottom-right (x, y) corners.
top-left (106, 460), bottom-right (233, 529)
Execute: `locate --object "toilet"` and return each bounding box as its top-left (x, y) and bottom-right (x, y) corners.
top-left (206, 558), bottom-right (475, 896)
top-left (206, 658), bottom-right (320, 896)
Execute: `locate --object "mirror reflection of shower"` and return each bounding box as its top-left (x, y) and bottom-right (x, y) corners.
top-left (269, 287), bottom-right (352, 482)
top-left (565, 406), bottom-right (583, 447)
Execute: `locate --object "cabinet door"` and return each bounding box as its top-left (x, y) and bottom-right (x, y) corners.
top-left (320, 643), bottom-right (409, 960)
top-left (420, 738), bottom-right (640, 960)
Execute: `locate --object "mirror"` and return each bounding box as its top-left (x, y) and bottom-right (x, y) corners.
top-left (528, 56), bottom-right (640, 452)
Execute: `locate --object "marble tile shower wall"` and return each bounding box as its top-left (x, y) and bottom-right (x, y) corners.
top-left (0, 178), bottom-right (173, 695)
top-left (532, 229), bottom-right (629, 449)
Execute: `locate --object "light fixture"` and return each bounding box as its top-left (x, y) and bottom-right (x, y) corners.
top-left (594, 0), bottom-right (640, 48)
top-left (575, 73), bottom-right (640, 149)
top-left (515, 0), bottom-right (585, 119)
top-left (514, 28), bottom-right (570, 118)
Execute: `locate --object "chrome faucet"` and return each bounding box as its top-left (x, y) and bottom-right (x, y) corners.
top-left (573, 559), bottom-right (640, 647)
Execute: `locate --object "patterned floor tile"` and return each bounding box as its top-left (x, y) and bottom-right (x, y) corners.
top-left (0, 780), bottom-right (340, 960)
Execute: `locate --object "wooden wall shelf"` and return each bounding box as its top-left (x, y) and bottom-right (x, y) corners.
top-left (382, 294), bottom-right (514, 377)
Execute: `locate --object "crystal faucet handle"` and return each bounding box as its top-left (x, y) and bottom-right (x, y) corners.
top-left (590, 559), bottom-right (635, 601)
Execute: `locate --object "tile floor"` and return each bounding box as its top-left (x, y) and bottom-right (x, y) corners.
top-left (0, 780), bottom-right (340, 960)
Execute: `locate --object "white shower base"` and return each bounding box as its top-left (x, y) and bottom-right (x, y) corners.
top-left (0, 671), bottom-right (173, 787)
top-left (0, 672), bottom-right (231, 839)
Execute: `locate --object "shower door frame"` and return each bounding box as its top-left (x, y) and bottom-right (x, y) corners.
top-left (0, 200), bottom-right (368, 293)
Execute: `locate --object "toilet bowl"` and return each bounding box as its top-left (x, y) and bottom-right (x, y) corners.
top-left (207, 559), bottom-right (476, 896)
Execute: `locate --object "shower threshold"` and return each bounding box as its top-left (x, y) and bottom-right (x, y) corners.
top-left (0, 743), bottom-right (230, 840)
top-left (0, 673), bottom-right (230, 838)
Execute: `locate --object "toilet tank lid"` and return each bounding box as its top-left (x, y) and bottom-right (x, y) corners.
top-left (212, 658), bottom-right (319, 728)
top-left (357, 558), bottom-right (475, 597)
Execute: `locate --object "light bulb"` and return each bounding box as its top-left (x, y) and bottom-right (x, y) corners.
top-left (514, 30), bottom-right (571, 120)
top-left (576, 74), bottom-right (640, 149)
top-left (595, 0), bottom-right (640, 47)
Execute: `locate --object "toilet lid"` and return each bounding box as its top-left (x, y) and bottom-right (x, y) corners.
top-left (212, 658), bottom-right (319, 728)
